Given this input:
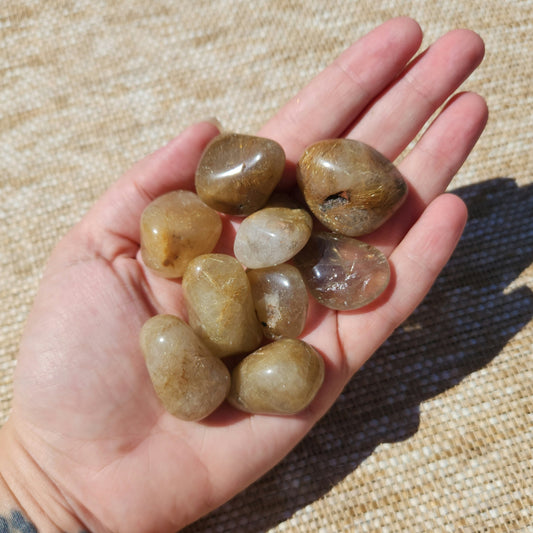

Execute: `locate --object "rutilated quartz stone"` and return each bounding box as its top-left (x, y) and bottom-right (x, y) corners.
top-left (297, 139), bottom-right (407, 236)
top-left (294, 232), bottom-right (390, 310)
top-left (137, 133), bottom-right (408, 420)
top-left (195, 133), bottom-right (286, 215)
top-left (140, 314), bottom-right (230, 421)
top-left (233, 206), bottom-right (313, 268)
top-left (140, 190), bottom-right (222, 278)
top-left (228, 338), bottom-right (324, 415)
top-left (247, 264), bottom-right (308, 339)
top-left (182, 254), bottom-right (263, 357)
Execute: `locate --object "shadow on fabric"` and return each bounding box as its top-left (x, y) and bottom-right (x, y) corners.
top-left (184, 177), bottom-right (533, 533)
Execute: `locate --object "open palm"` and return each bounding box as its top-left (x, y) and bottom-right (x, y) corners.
top-left (4, 18), bottom-right (487, 533)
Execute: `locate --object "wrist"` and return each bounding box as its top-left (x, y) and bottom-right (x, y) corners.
top-left (0, 419), bottom-right (87, 533)
top-left (0, 467), bottom-right (36, 533)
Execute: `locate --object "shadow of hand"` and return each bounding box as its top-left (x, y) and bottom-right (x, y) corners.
top-left (185, 177), bottom-right (533, 532)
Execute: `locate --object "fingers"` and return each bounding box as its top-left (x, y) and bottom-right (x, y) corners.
top-left (399, 91), bottom-right (488, 206)
top-left (338, 193), bottom-right (468, 373)
top-left (342, 29), bottom-right (485, 253)
top-left (73, 121), bottom-right (220, 260)
top-left (184, 195), bottom-right (467, 502)
top-left (348, 29), bottom-right (485, 160)
top-left (365, 90), bottom-right (488, 253)
top-left (258, 17), bottom-right (423, 176)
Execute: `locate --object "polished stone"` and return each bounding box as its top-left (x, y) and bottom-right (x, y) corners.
top-left (294, 232), bottom-right (390, 310)
top-left (247, 264), bottom-right (308, 339)
top-left (195, 133), bottom-right (286, 215)
top-left (228, 338), bottom-right (324, 415)
top-left (234, 206), bottom-right (312, 268)
top-left (297, 139), bottom-right (407, 236)
top-left (182, 253), bottom-right (263, 357)
top-left (140, 314), bottom-right (230, 421)
top-left (140, 190), bottom-right (222, 278)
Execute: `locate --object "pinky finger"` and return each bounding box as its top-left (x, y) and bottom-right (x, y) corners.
top-left (338, 192), bottom-right (468, 373)
top-left (366, 91), bottom-right (487, 254)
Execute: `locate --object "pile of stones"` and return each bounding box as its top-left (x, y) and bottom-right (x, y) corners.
top-left (139, 133), bottom-right (407, 420)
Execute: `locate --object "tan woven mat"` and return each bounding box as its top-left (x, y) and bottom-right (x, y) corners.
top-left (1, 1), bottom-right (532, 531)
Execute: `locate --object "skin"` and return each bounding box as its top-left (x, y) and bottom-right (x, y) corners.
top-left (0, 17), bottom-right (487, 533)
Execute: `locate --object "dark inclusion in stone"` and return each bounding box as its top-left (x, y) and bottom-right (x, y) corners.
top-left (297, 138), bottom-right (408, 236)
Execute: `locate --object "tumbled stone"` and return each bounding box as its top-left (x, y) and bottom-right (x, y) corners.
top-left (182, 254), bottom-right (263, 357)
top-left (228, 338), bottom-right (324, 415)
top-left (234, 206), bottom-right (312, 268)
top-left (297, 139), bottom-right (407, 236)
top-left (247, 264), bottom-right (308, 339)
top-left (140, 314), bottom-right (230, 421)
top-left (294, 232), bottom-right (390, 310)
top-left (195, 133), bottom-right (286, 215)
top-left (140, 190), bottom-right (222, 278)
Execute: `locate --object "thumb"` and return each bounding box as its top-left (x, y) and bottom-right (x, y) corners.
top-left (63, 120), bottom-right (220, 262)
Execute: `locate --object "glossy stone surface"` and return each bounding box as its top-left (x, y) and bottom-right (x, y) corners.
top-left (140, 314), bottom-right (230, 421)
top-left (140, 190), bottom-right (222, 278)
top-left (297, 139), bottom-right (407, 236)
top-left (294, 232), bottom-right (390, 310)
top-left (247, 264), bottom-right (308, 339)
top-left (228, 338), bottom-right (324, 415)
top-left (195, 133), bottom-right (286, 215)
top-left (234, 206), bottom-right (312, 268)
top-left (182, 254), bottom-right (263, 357)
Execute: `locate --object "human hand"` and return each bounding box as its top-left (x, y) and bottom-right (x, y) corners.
top-left (0, 17), bottom-right (487, 533)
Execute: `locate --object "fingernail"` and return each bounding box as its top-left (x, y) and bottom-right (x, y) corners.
top-left (203, 117), bottom-right (223, 132)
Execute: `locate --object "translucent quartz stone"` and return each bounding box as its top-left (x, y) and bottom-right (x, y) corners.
top-left (247, 264), bottom-right (308, 339)
top-left (228, 338), bottom-right (324, 415)
top-left (294, 232), bottom-right (390, 310)
top-left (297, 139), bottom-right (407, 236)
top-left (140, 190), bottom-right (222, 278)
top-left (182, 254), bottom-right (263, 357)
top-left (234, 206), bottom-right (312, 268)
top-left (195, 133), bottom-right (286, 215)
top-left (140, 314), bottom-right (230, 421)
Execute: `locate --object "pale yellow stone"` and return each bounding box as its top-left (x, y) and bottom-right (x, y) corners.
top-left (182, 254), bottom-right (263, 357)
top-left (228, 338), bottom-right (324, 415)
top-left (140, 314), bottom-right (230, 421)
top-left (140, 190), bottom-right (222, 278)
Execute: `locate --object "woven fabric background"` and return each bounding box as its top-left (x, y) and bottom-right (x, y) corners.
top-left (1, 1), bottom-right (532, 532)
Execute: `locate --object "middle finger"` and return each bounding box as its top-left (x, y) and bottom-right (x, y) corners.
top-left (258, 17), bottom-right (423, 183)
top-left (347, 28), bottom-right (485, 161)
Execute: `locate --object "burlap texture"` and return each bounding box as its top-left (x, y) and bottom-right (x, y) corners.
top-left (1, 1), bottom-right (531, 531)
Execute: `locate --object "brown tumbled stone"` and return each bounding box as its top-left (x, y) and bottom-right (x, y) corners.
top-left (294, 231), bottom-right (390, 310)
top-left (140, 190), bottom-right (222, 278)
top-left (182, 254), bottom-right (263, 357)
top-left (247, 264), bottom-right (308, 339)
top-left (297, 139), bottom-right (407, 236)
top-left (140, 314), bottom-right (230, 421)
top-left (228, 338), bottom-right (324, 415)
top-left (195, 133), bottom-right (286, 215)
